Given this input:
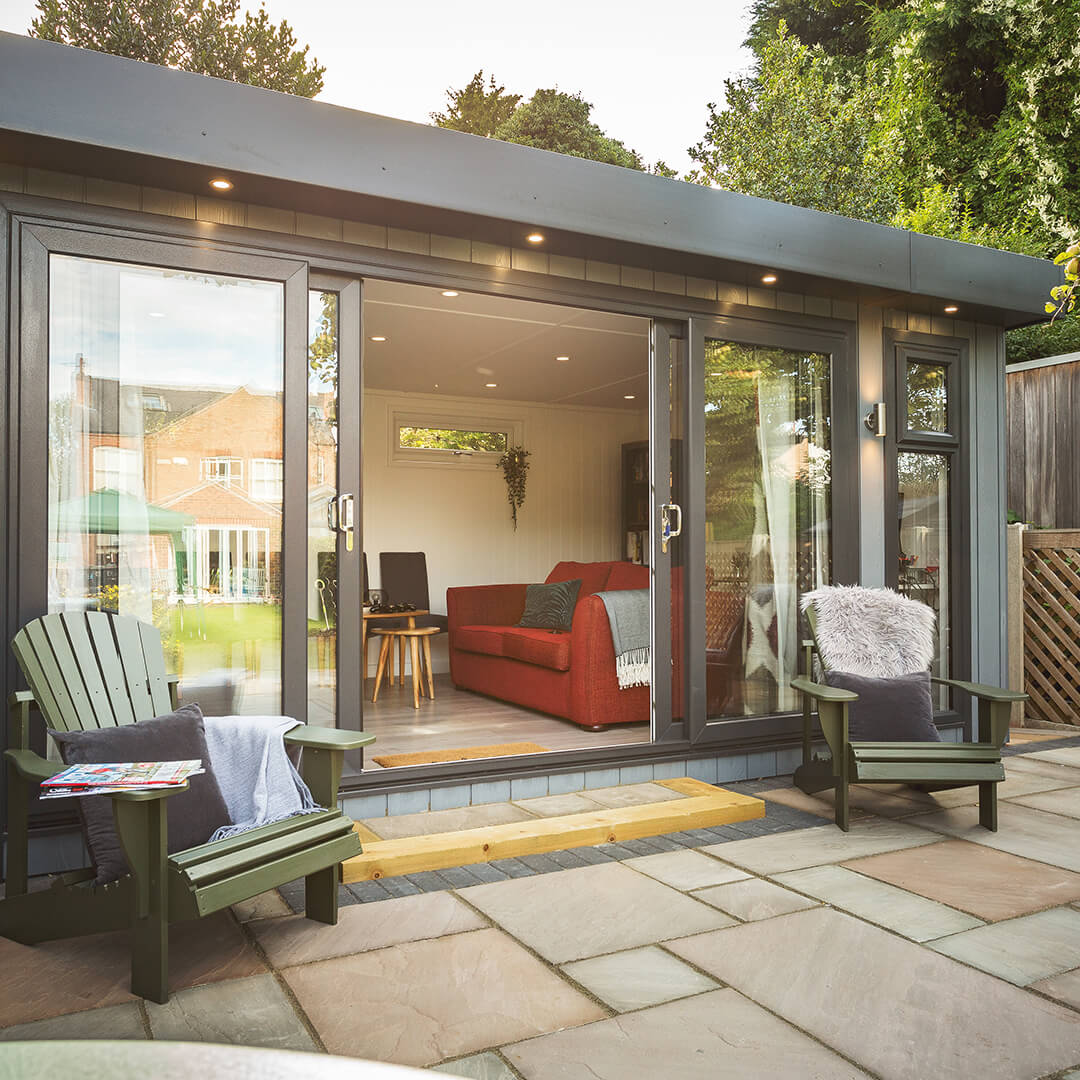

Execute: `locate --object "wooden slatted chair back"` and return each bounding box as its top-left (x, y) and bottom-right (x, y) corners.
top-left (12, 612), bottom-right (173, 732)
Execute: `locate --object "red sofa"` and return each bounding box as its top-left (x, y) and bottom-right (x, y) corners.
top-left (447, 560), bottom-right (650, 730)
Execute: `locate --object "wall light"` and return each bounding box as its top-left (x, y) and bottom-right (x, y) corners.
top-left (209, 178), bottom-right (233, 191)
top-left (864, 401), bottom-right (886, 437)
top-left (441, 290), bottom-right (459, 297)
top-left (485, 382), bottom-right (498, 388)
top-left (624, 394), bottom-right (636, 400)
top-left (761, 273), bottom-right (778, 285)
top-left (526, 232), bottom-right (544, 244)
top-left (370, 336), bottom-right (387, 342)
top-left (556, 355), bottom-right (570, 362)
top-left (944, 304), bottom-right (959, 314)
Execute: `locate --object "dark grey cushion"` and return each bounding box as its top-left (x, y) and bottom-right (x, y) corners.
top-left (517, 579), bottom-right (582, 632)
top-left (824, 669), bottom-right (941, 742)
top-left (50, 703), bottom-right (231, 884)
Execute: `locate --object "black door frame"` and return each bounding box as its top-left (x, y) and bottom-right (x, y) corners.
top-left (685, 312), bottom-right (860, 748)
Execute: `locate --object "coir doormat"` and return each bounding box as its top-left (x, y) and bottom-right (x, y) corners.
top-left (371, 742), bottom-right (551, 769)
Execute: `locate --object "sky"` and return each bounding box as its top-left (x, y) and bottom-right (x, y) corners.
top-left (0, 0), bottom-right (755, 174)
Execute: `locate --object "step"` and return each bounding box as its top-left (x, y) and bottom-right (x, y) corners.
top-left (341, 778), bottom-right (765, 883)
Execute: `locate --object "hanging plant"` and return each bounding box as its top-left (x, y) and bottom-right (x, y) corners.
top-left (497, 447), bottom-right (531, 530)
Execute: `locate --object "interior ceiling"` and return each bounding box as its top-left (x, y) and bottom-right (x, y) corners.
top-left (362, 280), bottom-right (649, 410)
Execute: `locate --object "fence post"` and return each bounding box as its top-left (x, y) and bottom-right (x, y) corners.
top-left (1006, 523), bottom-right (1025, 727)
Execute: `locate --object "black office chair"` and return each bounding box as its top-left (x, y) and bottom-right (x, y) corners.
top-left (379, 552), bottom-right (449, 632)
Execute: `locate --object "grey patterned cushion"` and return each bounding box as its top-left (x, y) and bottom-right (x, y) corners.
top-left (517, 579), bottom-right (582, 632)
top-left (824, 669), bottom-right (941, 742)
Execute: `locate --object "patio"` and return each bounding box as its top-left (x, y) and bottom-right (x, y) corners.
top-left (1, 733), bottom-right (1079, 1079)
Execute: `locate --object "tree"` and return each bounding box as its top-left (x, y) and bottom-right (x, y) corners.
top-left (687, 25), bottom-right (897, 223)
top-left (745, 0), bottom-right (902, 59)
top-left (431, 71), bottom-right (521, 137)
top-left (30, 0), bottom-right (325, 96)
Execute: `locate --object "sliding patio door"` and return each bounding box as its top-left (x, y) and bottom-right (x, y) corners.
top-left (16, 223), bottom-right (318, 723)
top-left (684, 315), bottom-right (859, 746)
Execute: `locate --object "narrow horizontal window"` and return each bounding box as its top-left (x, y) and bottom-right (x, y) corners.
top-left (398, 426), bottom-right (508, 454)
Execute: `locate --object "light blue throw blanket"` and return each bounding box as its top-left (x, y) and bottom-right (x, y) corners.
top-left (203, 715), bottom-right (323, 842)
top-left (596, 588), bottom-right (651, 689)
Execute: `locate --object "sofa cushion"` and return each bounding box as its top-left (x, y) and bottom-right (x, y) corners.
top-left (500, 627), bottom-right (572, 671)
top-left (606, 562), bottom-right (650, 591)
top-left (518, 579), bottom-right (581, 632)
top-left (453, 625), bottom-right (507, 658)
top-left (824, 669), bottom-right (941, 742)
top-left (546, 561), bottom-right (615, 603)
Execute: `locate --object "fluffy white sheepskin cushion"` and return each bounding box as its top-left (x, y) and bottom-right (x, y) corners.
top-left (801, 584), bottom-right (936, 678)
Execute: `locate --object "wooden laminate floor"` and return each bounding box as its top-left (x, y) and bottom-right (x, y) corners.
top-left (358, 673), bottom-right (650, 767)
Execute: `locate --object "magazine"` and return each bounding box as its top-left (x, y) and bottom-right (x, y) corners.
top-left (40, 759), bottom-right (203, 799)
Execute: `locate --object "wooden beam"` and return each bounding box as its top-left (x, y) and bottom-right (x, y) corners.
top-left (342, 787), bottom-right (764, 884)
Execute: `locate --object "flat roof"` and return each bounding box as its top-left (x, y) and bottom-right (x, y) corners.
top-left (0, 32), bottom-right (1059, 326)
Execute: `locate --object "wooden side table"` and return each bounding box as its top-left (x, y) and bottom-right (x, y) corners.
top-left (363, 608), bottom-right (429, 684)
top-left (370, 626), bottom-right (440, 709)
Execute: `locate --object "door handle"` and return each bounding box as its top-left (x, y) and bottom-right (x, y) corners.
top-left (660, 503), bottom-right (682, 554)
top-left (326, 496), bottom-right (338, 532)
top-left (337, 493), bottom-right (355, 552)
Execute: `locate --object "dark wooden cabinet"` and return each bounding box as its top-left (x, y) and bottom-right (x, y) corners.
top-left (622, 440), bottom-right (649, 564)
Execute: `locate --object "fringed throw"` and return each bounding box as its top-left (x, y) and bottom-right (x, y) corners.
top-left (597, 588), bottom-right (651, 689)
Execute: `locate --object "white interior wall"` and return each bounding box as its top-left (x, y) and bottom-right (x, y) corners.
top-left (362, 388), bottom-right (648, 673)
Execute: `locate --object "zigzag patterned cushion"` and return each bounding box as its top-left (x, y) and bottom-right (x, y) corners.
top-left (517, 579), bottom-right (582, 632)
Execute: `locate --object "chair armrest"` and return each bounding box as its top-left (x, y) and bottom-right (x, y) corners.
top-left (4, 748), bottom-right (57, 784)
top-left (284, 726), bottom-right (376, 752)
top-left (790, 677), bottom-right (857, 702)
top-left (108, 781), bottom-right (190, 803)
top-left (931, 678), bottom-right (1027, 704)
top-left (167, 674), bottom-right (180, 710)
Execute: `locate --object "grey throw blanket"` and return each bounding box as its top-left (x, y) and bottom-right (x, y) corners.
top-left (203, 715), bottom-right (323, 842)
top-left (596, 588), bottom-right (650, 689)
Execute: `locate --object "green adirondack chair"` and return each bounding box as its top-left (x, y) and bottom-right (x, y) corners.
top-left (2, 611), bottom-right (374, 1003)
top-left (791, 592), bottom-right (1027, 832)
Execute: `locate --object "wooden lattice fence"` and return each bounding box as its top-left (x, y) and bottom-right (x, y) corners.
top-left (1022, 530), bottom-right (1080, 726)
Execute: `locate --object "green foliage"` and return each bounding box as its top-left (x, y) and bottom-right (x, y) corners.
top-left (308, 291), bottom-right (337, 396)
top-left (497, 447), bottom-right (531, 530)
top-left (30, 0), bottom-right (324, 96)
top-left (431, 70), bottom-right (521, 137)
top-left (1006, 315), bottom-right (1080, 364)
top-left (434, 75), bottom-right (646, 171)
top-left (398, 428), bottom-right (507, 452)
top-left (1046, 238), bottom-right (1080, 320)
top-left (494, 89), bottom-right (645, 170)
top-left (687, 24), bottom-right (897, 223)
top-left (745, 0), bottom-right (903, 59)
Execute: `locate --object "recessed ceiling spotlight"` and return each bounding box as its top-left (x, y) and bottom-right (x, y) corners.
top-left (148, 311), bottom-right (166, 319)
top-left (761, 273), bottom-right (778, 284)
top-left (624, 394), bottom-right (636, 400)
top-left (944, 304), bottom-right (959, 314)
top-left (370, 336), bottom-right (387, 342)
top-left (526, 232), bottom-right (544, 244)
top-left (485, 382), bottom-right (498, 388)
top-left (556, 355), bottom-right (570, 362)
top-left (209, 178), bottom-right (233, 191)
top-left (441, 290), bottom-right (459, 297)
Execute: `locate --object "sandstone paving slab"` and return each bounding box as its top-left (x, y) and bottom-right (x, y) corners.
top-left (759, 786), bottom-right (870, 821)
top-left (1009, 786), bottom-right (1080, 820)
top-left (431, 1051), bottom-right (518, 1078)
top-left (504, 988), bottom-right (871, 1079)
top-left (146, 973), bottom-right (315, 1050)
top-left (665, 906), bottom-right (1080, 1080)
top-left (0, 1003), bottom-right (145, 1042)
top-left (251, 889), bottom-right (486, 968)
top-left (1001, 756), bottom-right (1080, 786)
top-left (692, 878), bottom-right (819, 921)
top-left (842, 838), bottom-right (1080, 921)
top-left (1031, 967), bottom-right (1080, 1011)
top-left (905, 803), bottom-right (1080, 871)
top-left (701, 819), bottom-right (940, 875)
top-left (511, 792), bottom-right (603, 818)
top-left (458, 862), bottom-right (735, 964)
top-left (623, 848), bottom-right (750, 891)
top-left (362, 801), bottom-right (536, 840)
top-left (905, 769), bottom-right (1077, 809)
top-left (0, 912), bottom-right (261, 1028)
top-left (282, 927), bottom-right (606, 1067)
top-left (1025, 747), bottom-right (1080, 769)
top-left (231, 889), bottom-right (291, 922)
top-left (561, 945), bottom-right (717, 1011)
top-left (582, 782), bottom-right (685, 808)
top-left (928, 907), bottom-right (1080, 985)
top-left (774, 865), bottom-right (983, 941)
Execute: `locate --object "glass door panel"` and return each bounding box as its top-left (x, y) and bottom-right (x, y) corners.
top-left (47, 254), bottom-right (285, 714)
